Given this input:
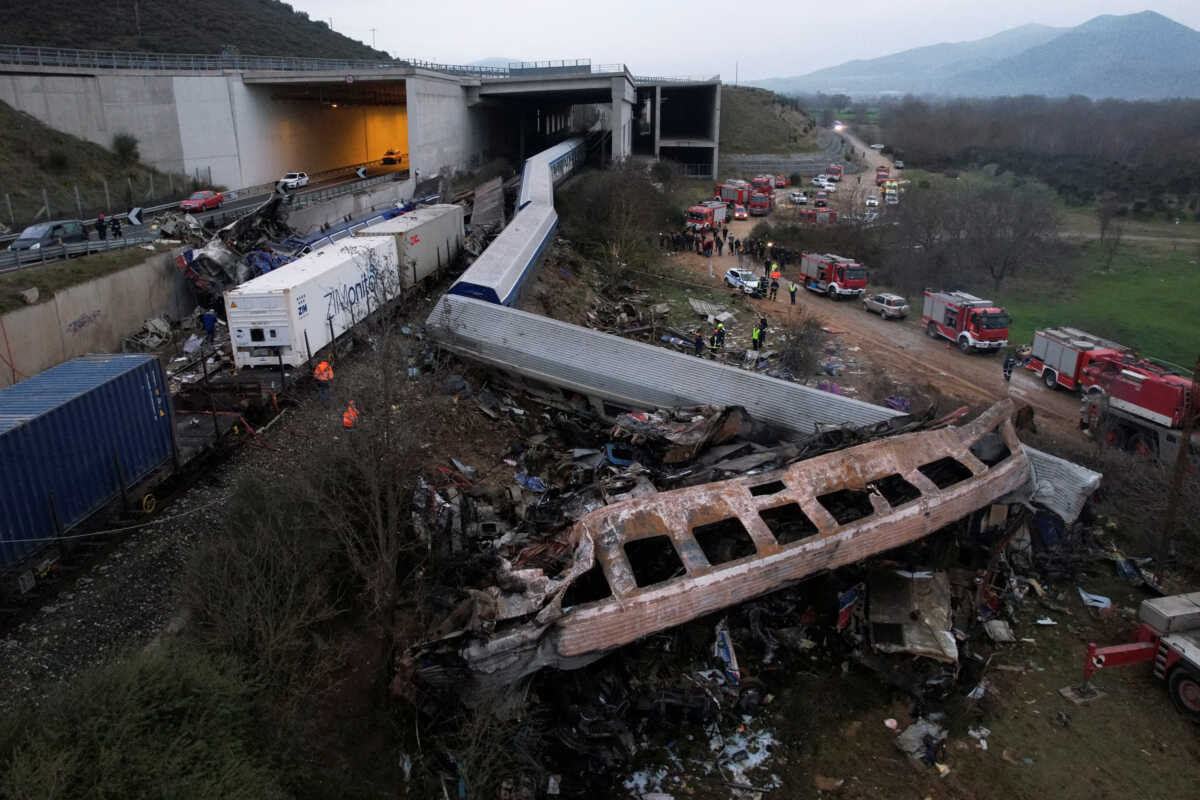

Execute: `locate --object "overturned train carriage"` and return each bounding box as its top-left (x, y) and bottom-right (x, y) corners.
top-left (404, 400), bottom-right (1031, 700)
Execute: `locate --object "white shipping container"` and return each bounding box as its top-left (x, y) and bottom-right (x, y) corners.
top-left (352, 204), bottom-right (465, 289)
top-left (224, 236), bottom-right (400, 369)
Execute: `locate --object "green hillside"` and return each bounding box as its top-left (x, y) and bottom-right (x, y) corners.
top-left (719, 87), bottom-right (818, 154)
top-left (0, 101), bottom-right (176, 232)
top-left (0, 0), bottom-right (387, 59)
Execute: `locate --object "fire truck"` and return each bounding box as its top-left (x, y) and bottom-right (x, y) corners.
top-left (794, 208), bottom-right (838, 224)
top-left (751, 175), bottom-right (775, 195)
top-left (875, 166), bottom-right (889, 185)
top-left (921, 290), bottom-right (1011, 353)
top-left (826, 164), bottom-right (844, 181)
top-left (747, 192), bottom-right (773, 217)
top-left (1074, 591), bottom-right (1200, 720)
top-left (716, 179), bottom-right (751, 206)
top-left (1026, 328), bottom-right (1129, 391)
top-left (1078, 357), bottom-right (1198, 461)
top-left (685, 200), bottom-right (727, 231)
top-left (799, 253), bottom-right (867, 298)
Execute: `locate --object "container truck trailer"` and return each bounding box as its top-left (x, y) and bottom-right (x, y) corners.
top-left (0, 356), bottom-right (176, 595)
top-left (350, 204), bottom-right (465, 289)
top-left (225, 236), bottom-right (400, 369)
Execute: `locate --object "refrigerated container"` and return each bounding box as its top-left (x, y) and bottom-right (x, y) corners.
top-left (352, 204), bottom-right (465, 289)
top-left (225, 236), bottom-right (400, 369)
top-left (0, 354), bottom-right (175, 584)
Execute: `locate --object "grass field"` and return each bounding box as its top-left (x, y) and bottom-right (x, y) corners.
top-left (998, 241), bottom-right (1200, 369)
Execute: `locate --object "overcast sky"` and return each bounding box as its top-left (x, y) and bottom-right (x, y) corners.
top-left (290, 1), bottom-right (1199, 79)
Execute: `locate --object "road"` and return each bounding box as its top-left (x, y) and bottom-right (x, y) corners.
top-left (672, 215), bottom-right (1085, 439)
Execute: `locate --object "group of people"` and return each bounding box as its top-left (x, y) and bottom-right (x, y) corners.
top-left (660, 226), bottom-right (738, 259)
top-left (312, 359), bottom-right (360, 429)
top-left (692, 317), bottom-right (770, 357)
top-left (93, 214), bottom-right (123, 241)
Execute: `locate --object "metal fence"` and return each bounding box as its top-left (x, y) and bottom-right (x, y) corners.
top-left (0, 44), bottom-right (508, 76)
top-left (0, 234), bottom-right (159, 272)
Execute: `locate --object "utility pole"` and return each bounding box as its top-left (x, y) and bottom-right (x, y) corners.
top-left (370, 28), bottom-right (377, 49)
top-left (735, 62), bottom-right (738, 87)
top-left (1161, 352), bottom-right (1200, 564)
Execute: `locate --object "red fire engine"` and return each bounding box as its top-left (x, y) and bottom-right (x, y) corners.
top-left (794, 208), bottom-right (838, 224)
top-left (826, 164), bottom-right (844, 181)
top-left (1026, 328), bottom-right (1198, 461)
top-left (1072, 591), bottom-right (1200, 720)
top-left (875, 166), bottom-right (889, 185)
top-left (747, 192), bottom-right (773, 216)
top-left (716, 179), bottom-right (752, 206)
top-left (921, 290), bottom-right (1011, 354)
top-left (799, 253), bottom-right (867, 298)
top-left (751, 175), bottom-right (775, 195)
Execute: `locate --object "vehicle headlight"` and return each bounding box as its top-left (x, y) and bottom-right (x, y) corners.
top-left (29, 242), bottom-right (40, 250)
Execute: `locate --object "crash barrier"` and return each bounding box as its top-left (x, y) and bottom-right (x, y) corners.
top-left (0, 44), bottom-right (507, 76)
top-left (0, 235), bottom-right (159, 273)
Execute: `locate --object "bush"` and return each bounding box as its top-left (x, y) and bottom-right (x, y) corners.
top-left (40, 148), bottom-right (69, 172)
top-left (0, 647), bottom-right (285, 800)
top-left (112, 132), bottom-right (140, 165)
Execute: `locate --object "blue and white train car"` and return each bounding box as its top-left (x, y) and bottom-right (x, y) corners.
top-left (450, 137), bottom-right (587, 305)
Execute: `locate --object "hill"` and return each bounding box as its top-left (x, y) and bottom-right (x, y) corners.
top-left (0, 0), bottom-right (387, 59)
top-left (752, 11), bottom-right (1200, 100)
top-left (754, 23), bottom-right (1063, 96)
top-left (0, 101), bottom-right (179, 232)
top-left (719, 87), bottom-right (817, 154)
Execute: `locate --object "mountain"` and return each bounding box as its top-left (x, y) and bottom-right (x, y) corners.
top-left (0, 0), bottom-right (388, 59)
top-left (753, 23), bottom-right (1064, 95)
top-left (751, 11), bottom-right (1200, 100)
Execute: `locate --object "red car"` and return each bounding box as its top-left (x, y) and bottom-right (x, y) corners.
top-left (180, 190), bottom-right (223, 212)
top-left (733, 204), bottom-right (748, 220)
top-left (775, 174), bottom-right (789, 187)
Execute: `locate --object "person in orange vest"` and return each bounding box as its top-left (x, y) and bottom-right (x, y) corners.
top-left (313, 360), bottom-right (333, 407)
top-left (342, 400), bottom-right (360, 429)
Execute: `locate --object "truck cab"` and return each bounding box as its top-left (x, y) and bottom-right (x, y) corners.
top-left (826, 164), bottom-right (844, 181)
top-left (751, 175), bottom-right (774, 196)
top-left (747, 193), bottom-right (772, 216)
top-left (685, 200), bottom-right (727, 230)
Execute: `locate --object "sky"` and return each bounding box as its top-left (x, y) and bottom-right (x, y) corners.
top-left (289, 1), bottom-right (1200, 79)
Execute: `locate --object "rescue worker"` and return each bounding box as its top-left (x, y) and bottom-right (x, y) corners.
top-left (757, 318), bottom-right (768, 349)
top-left (751, 325), bottom-right (761, 351)
top-left (769, 278), bottom-right (779, 301)
top-left (109, 215), bottom-right (122, 239)
top-left (342, 400), bottom-right (360, 429)
top-left (789, 282), bottom-right (798, 304)
top-left (693, 330), bottom-right (704, 357)
top-left (201, 308), bottom-right (218, 345)
top-left (313, 360), bottom-right (334, 407)
top-left (1003, 351), bottom-right (1017, 382)
top-left (714, 322), bottom-right (726, 348)
top-left (716, 236), bottom-right (724, 257)
top-left (95, 214), bottom-right (107, 240)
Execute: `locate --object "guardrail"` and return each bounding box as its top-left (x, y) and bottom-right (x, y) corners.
top-left (0, 43), bottom-right (509, 76)
top-left (633, 74), bottom-right (721, 84)
top-left (0, 235), bottom-right (160, 273)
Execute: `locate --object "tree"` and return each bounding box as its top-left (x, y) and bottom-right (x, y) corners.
top-left (112, 132), bottom-right (140, 166)
top-left (1098, 191), bottom-right (1121, 242)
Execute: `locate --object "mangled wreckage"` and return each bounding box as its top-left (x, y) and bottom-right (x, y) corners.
top-left (401, 399), bottom-right (1052, 702)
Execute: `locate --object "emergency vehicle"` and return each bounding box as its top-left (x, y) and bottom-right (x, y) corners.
top-left (921, 290), bottom-right (1011, 353)
top-left (685, 201), bottom-right (727, 231)
top-left (799, 253), bottom-right (867, 298)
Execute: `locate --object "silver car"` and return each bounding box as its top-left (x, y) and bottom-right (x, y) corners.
top-left (863, 292), bottom-right (909, 319)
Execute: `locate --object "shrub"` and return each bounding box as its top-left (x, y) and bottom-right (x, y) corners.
top-left (0, 647), bottom-right (285, 800)
top-left (112, 132), bottom-right (140, 165)
top-left (40, 148), bottom-right (69, 172)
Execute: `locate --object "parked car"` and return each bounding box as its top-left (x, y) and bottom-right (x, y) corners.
top-left (789, 191), bottom-right (807, 205)
top-left (179, 190), bottom-right (223, 212)
top-left (894, 159), bottom-right (905, 169)
top-left (733, 204), bottom-right (748, 220)
top-left (870, 143), bottom-right (885, 150)
top-left (863, 292), bottom-right (909, 319)
top-left (279, 172), bottom-right (310, 190)
top-left (865, 195), bottom-right (879, 207)
top-left (775, 174), bottom-right (790, 187)
top-left (814, 192), bottom-right (828, 208)
top-left (381, 150), bottom-right (406, 165)
top-left (9, 219), bottom-right (88, 251)
top-left (811, 174), bottom-right (830, 186)
top-left (724, 268), bottom-right (761, 294)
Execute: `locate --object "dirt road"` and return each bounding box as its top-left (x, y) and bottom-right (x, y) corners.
top-left (671, 222), bottom-right (1084, 437)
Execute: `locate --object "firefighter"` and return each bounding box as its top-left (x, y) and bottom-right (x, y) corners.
top-left (95, 214), bottom-right (107, 240)
top-left (714, 321), bottom-right (726, 348)
top-left (769, 278), bottom-right (779, 301)
top-left (693, 330), bottom-right (705, 357)
top-left (1003, 351), bottom-right (1017, 382)
top-left (789, 282), bottom-right (798, 304)
top-left (751, 325), bottom-right (761, 351)
top-left (313, 360), bottom-right (334, 407)
top-left (757, 317), bottom-right (768, 349)
top-left (342, 400), bottom-right (360, 429)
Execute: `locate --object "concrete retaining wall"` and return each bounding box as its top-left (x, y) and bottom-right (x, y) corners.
top-left (0, 250), bottom-right (193, 389)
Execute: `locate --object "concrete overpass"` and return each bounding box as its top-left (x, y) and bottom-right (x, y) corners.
top-left (0, 45), bottom-right (721, 191)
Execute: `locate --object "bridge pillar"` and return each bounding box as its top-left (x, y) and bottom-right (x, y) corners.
top-left (610, 76), bottom-right (635, 162)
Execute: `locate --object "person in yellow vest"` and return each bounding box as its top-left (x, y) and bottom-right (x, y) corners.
top-left (313, 360), bottom-right (333, 407)
top-left (342, 400), bottom-right (360, 429)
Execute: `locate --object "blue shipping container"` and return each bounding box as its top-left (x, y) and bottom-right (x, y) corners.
top-left (0, 354), bottom-right (175, 572)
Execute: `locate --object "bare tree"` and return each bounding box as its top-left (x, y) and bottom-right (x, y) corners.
top-left (1099, 219), bottom-right (1124, 272)
top-left (1097, 191), bottom-right (1121, 242)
